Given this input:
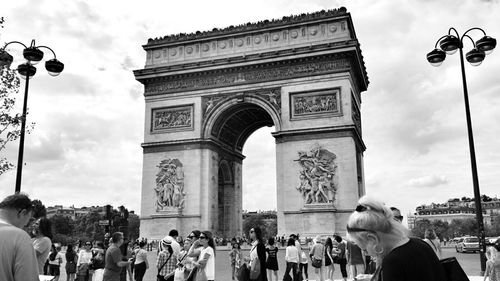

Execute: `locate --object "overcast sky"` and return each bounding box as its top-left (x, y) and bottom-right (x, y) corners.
top-left (1, 0), bottom-right (499, 224)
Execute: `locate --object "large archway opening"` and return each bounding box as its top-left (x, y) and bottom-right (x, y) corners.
top-left (242, 127), bottom-right (276, 212)
top-left (206, 98), bottom-right (279, 238)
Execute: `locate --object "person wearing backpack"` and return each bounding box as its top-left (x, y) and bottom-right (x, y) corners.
top-left (48, 244), bottom-right (63, 281)
top-left (309, 236), bottom-right (324, 281)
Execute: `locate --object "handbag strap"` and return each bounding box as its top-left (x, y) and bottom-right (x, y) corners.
top-left (158, 251), bottom-right (173, 273)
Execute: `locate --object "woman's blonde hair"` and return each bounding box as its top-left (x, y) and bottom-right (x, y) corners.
top-left (486, 246), bottom-right (498, 261)
top-left (347, 196), bottom-right (409, 242)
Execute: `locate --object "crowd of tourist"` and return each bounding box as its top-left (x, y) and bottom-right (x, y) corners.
top-left (2, 193), bottom-right (500, 281)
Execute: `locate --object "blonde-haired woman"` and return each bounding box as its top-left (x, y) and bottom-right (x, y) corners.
top-left (484, 243), bottom-right (500, 281)
top-left (346, 196), bottom-right (445, 281)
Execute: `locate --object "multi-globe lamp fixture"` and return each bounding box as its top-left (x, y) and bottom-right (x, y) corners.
top-left (427, 28), bottom-right (496, 274)
top-left (0, 39), bottom-right (64, 193)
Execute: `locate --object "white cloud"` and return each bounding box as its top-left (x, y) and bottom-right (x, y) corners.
top-left (407, 175), bottom-right (449, 188)
top-left (0, 0), bottom-right (499, 223)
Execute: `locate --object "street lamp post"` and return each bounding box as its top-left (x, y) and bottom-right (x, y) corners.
top-left (0, 39), bottom-right (64, 193)
top-left (427, 28), bottom-right (496, 274)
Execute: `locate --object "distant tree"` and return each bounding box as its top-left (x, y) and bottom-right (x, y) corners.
top-left (411, 219), bottom-right (432, 238)
top-left (267, 219), bottom-right (277, 237)
top-left (74, 210), bottom-right (106, 242)
top-left (32, 199), bottom-right (46, 218)
top-left (128, 212), bottom-right (140, 241)
top-left (0, 17), bottom-right (34, 176)
top-left (486, 215), bottom-right (500, 236)
top-left (50, 214), bottom-right (74, 236)
top-left (0, 66), bottom-right (21, 175)
top-left (52, 233), bottom-right (72, 245)
top-left (448, 218), bottom-right (478, 237)
top-left (243, 214), bottom-right (267, 238)
top-left (431, 220), bottom-right (450, 240)
top-left (481, 195), bottom-right (493, 202)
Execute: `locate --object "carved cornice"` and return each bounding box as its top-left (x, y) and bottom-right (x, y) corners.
top-left (272, 125), bottom-right (366, 152)
top-left (146, 7), bottom-right (348, 46)
top-left (142, 138), bottom-right (246, 161)
top-left (142, 53), bottom-right (353, 95)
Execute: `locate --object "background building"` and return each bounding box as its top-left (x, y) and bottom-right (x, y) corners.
top-left (408, 196), bottom-right (499, 228)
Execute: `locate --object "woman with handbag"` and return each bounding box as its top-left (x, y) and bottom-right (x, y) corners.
top-left (66, 244), bottom-right (78, 281)
top-left (249, 227), bottom-right (267, 281)
top-left (284, 238), bottom-right (299, 281)
top-left (309, 236), bottom-right (324, 281)
top-left (192, 231), bottom-right (216, 281)
top-left (77, 242), bottom-right (93, 281)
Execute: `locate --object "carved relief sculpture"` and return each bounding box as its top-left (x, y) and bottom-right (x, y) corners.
top-left (155, 159), bottom-right (186, 211)
top-left (145, 56), bottom-right (351, 94)
top-left (295, 146), bottom-right (337, 205)
top-left (202, 87), bottom-right (281, 121)
top-left (152, 105), bottom-right (193, 132)
top-left (291, 88), bottom-right (341, 119)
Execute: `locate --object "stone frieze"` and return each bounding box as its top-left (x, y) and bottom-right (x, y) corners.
top-left (151, 105), bottom-right (193, 132)
top-left (145, 57), bottom-right (350, 95)
top-left (201, 87), bottom-right (281, 121)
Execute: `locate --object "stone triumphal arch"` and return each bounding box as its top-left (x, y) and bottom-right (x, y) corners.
top-left (134, 7), bottom-right (369, 239)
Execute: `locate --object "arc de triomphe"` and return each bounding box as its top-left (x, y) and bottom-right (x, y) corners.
top-left (134, 7), bottom-right (369, 239)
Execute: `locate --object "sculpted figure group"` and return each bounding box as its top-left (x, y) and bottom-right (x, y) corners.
top-left (295, 146), bottom-right (337, 205)
top-left (155, 159), bottom-right (186, 211)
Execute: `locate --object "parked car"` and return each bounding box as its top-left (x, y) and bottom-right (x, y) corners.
top-left (486, 236), bottom-right (500, 246)
top-left (455, 236), bottom-right (480, 253)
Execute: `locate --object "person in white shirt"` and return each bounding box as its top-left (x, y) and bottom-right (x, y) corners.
top-left (193, 231), bottom-right (216, 281)
top-left (161, 229), bottom-right (181, 258)
top-left (0, 193), bottom-right (40, 281)
top-left (133, 241), bottom-right (149, 281)
top-left (48, 244), bottom-right (63, 281)
top-left (77, 241), bottom-right (93, 281)
top-left (285, 238), bottom-right (299, 281)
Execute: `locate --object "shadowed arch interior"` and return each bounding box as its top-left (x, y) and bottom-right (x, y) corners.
top-left (210, 103), bottom-right (274, 151)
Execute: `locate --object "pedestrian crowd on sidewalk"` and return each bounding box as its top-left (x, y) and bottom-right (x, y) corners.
top-left (2, 192), bottom-right (500, 281)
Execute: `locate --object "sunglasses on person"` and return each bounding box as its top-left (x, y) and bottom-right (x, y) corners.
top-left (199, 236), bottom-right (207, 239)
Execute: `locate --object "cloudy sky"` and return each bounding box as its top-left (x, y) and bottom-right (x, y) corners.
top-left (1, 0), bottom-right (499, 224)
